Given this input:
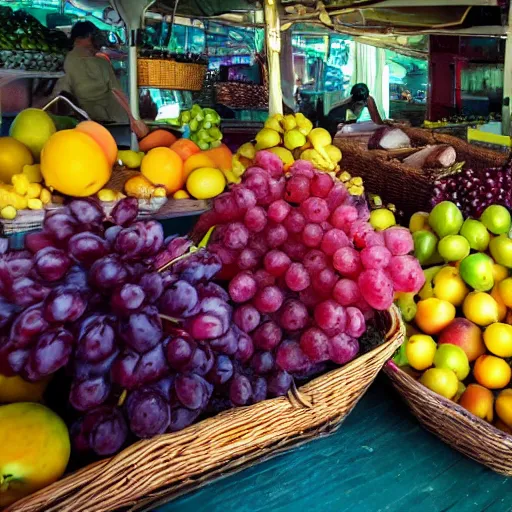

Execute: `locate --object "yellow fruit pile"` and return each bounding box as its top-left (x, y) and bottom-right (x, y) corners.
top-left (0, 166), bottom-right (52, 219)
top-left (337, 171), bottom-right (364, 196)
top-left (233, 113), bottom-right (342, 176)
top-left (394, 201), bottom-right (512, 434)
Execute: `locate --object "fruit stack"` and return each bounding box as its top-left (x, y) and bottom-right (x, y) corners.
top-left (395, 200), bottom-right (512, 432)
top-left (178, 105), bottom-right (223, 151)
top-left (233, 113), bottom-right (342, 179)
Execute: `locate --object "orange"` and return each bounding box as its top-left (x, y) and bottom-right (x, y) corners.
top-left (203, 144), bottom-right (233, 171)
top-left (473, 354), bottom-right (511, 389)
top-left (170, 139), bottom-right (200, 161)
top-left (183, 153), bottom-right (217, 180)
top-left (124, 174), bottom-right (155, 199)
top-left (139, 129), bottom-right (178, 152)
top-left (0, 137), bottom-right (33, 183)
top-left (75, 121), bottom-right (117, 167)
top-left (40, 130), bottom-right (111, 197)
top-left (414, 298), bottom-right (456, 335)
top-left (141, 147), bottom-right (184, 194)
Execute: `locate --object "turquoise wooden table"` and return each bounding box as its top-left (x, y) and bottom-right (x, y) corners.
top-left (156, 376), bottom-right (510, 512)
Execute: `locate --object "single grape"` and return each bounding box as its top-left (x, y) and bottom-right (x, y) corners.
top-left (321, 229), bottom-right (350, 256)
top-left (253, 286), bottom-right (284, 314)
top-left (34, 247), bottom-right (72, 282)
top-left (64, 265), bottom-right (89, 290)
top-left (188, 313), bottom-right (226, 340)
top-left (312, 267), bottom-right (338, 296)
top-left (326, 183), bottom-right (349, 211)
top-left (222, 222), bottom-right (249, 250)
top-left (251, 376), bottom-right (268, 403)
top-left (285, 175), bottom-right (310, 203)
top-left (266, 224), bottom-right (289, 248)
top-left (299, 286), bottom-right (324, 309)
top-left (302, 223), bottom-right (323, 248)
top-left (333, 247), bottom-right (363, 278)
top-left (105, 225), bottom-right (122, 245)
top-left (244, 206), bottom-right (267, 233)
top-left (235, 330), bottom-right (254, 362)
top-left (114, 223), bottom-right (147, 260)
top-left (68, 233), bottom-right (109, 267)
top-left (253, 269), bottom-right (276, 289)
top-left (126, 388), bottom-right (171, 438)
top-left (43, 211), bottom-right (78, 244)
top-left (244, 170), bottom-right (271, 202)
top-left (278, 299), bottom-right (309, 331)
top-left (111, 196), bottom-right (139, 226)
top-left (300, 328), bottom-right (330, 363)
top-left (119, 306), bottom-right (163, 353)
top-left (24, 232), bottom-right (54, 254)
top-left (213, 192), bottom-right (239, 222)
top-left (229, 272), bottom-right (258, 303)
top-left (135, 343), bottom-right (169, 385)
top-left (111, 284), bottom-right (146, 315)
top-left (69, 376), bottom-right (111, 412)
top-left (301, 197), bottom-right (330, 223)
top-left (175, 374), bottom-right (211, 410)
top-left (0, 298), bottom-right (19, 330)
top-left (77, 315), bottom-right (116, 363)
top-left (172, 250), bottom-right (222, 284)
top-left (6, 348), bottom-right (29, 376)
top-left (207, 355), bottom-right (234, 385)
top-left (252, 321), bottom-right (282, 351)
top-left (43, 287), bottom-right (87, 323)
top-left (281, 240), bottom-right (308, 262)
top-left (232, 186), bottom-right (258, 211)
top-left (89, 407), bottom-right (128, 456)
top-left (169, 407), bottom-right (201, 432)
top-left (285, 262), bottom-right (310, 292)
top-left (264, 250), bottom-right (291, 277)
top-left (10, 278), bottom-right (50, 308)
top-left (268, 177), bottom-right (286, 202)
top-left (329, 334), bottom-right (359, 365)
top-left (386, 255), bottom-right (425, 293)
top-left (237, 248), bottom-right (261, 270)
top-left (283, 210), bottom-right (306, 235)
top-left (159, 280), bottom-right (199, 318)
top-left (276, 341), bottom-right (310, 373)
top-left (68, 197), bottom-right (104, 228)
top-left (196, 282), bottom-right (230, 302)
top-left (251, 351), bottom-right (274, 374)
top-left (383, 227), bottom-right (414, 256)
top-left (303, 250), bottom-right (328, 274)
top-left (138, 272), bottom-right (164, 303)
top-left (248, 235), bottom-right (269, 256)
top-left (255, 150), bottom-right (284, 178)
top-left (166, 337), bottom-right (195, 370)
top-left (330, 205), bottom-right (358, 232)
top-left (89, 255), bottom-right (129, 291)
top-left (233, 304), bottom-right (261, 333)
top-left (358, 269), bottom-right (394, 310)
top-left (290, 159), bottom-right (315, 176)
top-left (6, 255), bottom-right (33, 279)
top-left (268, 200), bottom-right (291, 223)
top-left (9, 305), bottom-right (48, 348)
top-left (199, 297), bottom-right (232, 334)
top-left (310, 172), bottom-right (334, 198)
top-left (360, 245), bottom-right (392, 270)
top-left (314, 300), bottom-right (346, 336)
top-left (210, 328), bottom-right (239, 355)
top-left (345, 307), bottom-right (366, 338)
top-left (332, 279), bottom-right (362, 307)
top-left (229, 374), bottom-right (252, 406)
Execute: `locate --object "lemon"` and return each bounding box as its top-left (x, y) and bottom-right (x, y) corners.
top-left (420, 368), bottom-right (459, 399)
top-left (462, 291), bottom-right (499, 326)
top-left (405, 334), bottom-right (437, 371)
top-left (255, 128), bottom-right (280, 150)
top-left (28, 198), bottom-right (43, 210)
top-left (1, 205), bottom-right (17, 220)
top-left (268, 147), bottom-right (295, 168)
top-left (153, 187), bottom-right (168, 198)
top-left (0, 137), bottom-right (33, 184)
top-left (370, 208), bottom-right (396, 231)
top-left (9, 108), bottom-right (56, 159)
top-left (27, 183), bottom-right (42, 199)
top-left (173, 189), bottom-right (190, 199)
top-left (484, 323), bottom-right (512, 357)
top-left (97, 188), bottom-right (117, 202)
top-left (39, 188), bottom-right (52, 205)
top-left (186, 167), bottom-right (226, 200)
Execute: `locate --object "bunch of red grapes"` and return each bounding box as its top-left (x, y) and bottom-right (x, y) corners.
top-left (432, 157), bottom-right (512, 217)
top-left (0, 151), bottom-right (424, 459)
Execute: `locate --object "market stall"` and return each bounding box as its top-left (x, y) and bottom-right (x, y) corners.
top-left (4, 1), bottom-right (512, 512)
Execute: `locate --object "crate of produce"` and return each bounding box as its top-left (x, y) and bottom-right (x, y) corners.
top-left (0, 50), bottom-right (65, 72)
top-left (137, 59), bottom-right (206, 91)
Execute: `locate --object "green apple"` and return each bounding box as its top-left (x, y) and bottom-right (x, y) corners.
top-left (428, 201), bottom-right (464, 238)
top-left (489, 235), bottom-right (512, 268)
top-left (480, 205), bottom-right (511, 235)
top-left (438, 235), bottom-right (470, 262)
top-left (434, 343), bottom-right (470, 380)
top-left (459, 252), bottom-right (494, 291)
top-left (460, 219), bottom-right (490, 252)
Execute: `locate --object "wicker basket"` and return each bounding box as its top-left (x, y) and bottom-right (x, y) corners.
top-left (384, 361), bottom-right (512, 476)
top-left (335, 127), bottom-right (508, 219)
top-left (8, 307), bottom-right (404, 512)
top-left (137, 59), bottom-right (206, 91)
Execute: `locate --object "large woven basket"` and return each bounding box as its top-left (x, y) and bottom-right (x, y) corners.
top-left (8, 306), bottom-right (404, 512)
top-left (335, 127), bottom-right (507, 220)
top-left (384, 361), bottom-right (512, 476)
top-left (137, 59), bottom-right (206, 91)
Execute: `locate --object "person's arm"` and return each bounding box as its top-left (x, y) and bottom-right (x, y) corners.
top-left (106, 62), bottom-right (149, 139)
top-left (367, 95), bottom-right (384, 124)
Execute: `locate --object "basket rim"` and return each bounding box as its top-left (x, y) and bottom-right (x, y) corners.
top-left (384, 360), bottom-right (512, 441)
top-left (8, 307), bottom-right (404, 512)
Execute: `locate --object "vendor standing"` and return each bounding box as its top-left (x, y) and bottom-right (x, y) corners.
top-left (322, 83), bottom-right (384, 137)
top-left (55, 21), bottom-right (147, 138)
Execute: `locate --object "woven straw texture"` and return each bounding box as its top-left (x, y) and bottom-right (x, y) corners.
top-left (8, 307), bottom-right (404, 512)
top-left (137, 59), bottom-right (206, 91)
top-left (384, 360), bottom-right (512, 476)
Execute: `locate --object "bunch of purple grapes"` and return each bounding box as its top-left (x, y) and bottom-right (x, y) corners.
top-left (196, 151), bottom-right (424, 378)
top-left (432, 158), bottom-right (512, 217)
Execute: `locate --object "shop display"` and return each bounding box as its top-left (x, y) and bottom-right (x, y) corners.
top-left (0, 7), bottom-right (68, 71)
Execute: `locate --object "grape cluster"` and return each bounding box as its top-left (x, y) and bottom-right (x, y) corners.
top-left (432, 159), bottom-right (512, 217)
top-left (196, 151), bottom-right (424, 376)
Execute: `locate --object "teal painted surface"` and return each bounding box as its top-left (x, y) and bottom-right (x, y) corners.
top-left (157, 376), bottom-right (511, 512)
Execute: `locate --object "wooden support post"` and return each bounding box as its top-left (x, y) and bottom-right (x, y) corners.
top-left (264, 0), bottom-right (283, 116)
top-left (503, 3), bottom-right (512, 136)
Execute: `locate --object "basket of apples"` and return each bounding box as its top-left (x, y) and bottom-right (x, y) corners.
top-left (1, 151), bottom-right (425, 511)
top-left (385, 199), bottom-right (512, 476)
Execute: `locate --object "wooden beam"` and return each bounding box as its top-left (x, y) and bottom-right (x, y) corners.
top-left (264, 0), bottom-right (283, 116)
top-left (503, 3), bottom-right (512, 136)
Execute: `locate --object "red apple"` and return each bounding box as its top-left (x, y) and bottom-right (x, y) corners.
top-left (438, 318), bottom-right (486, 362)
